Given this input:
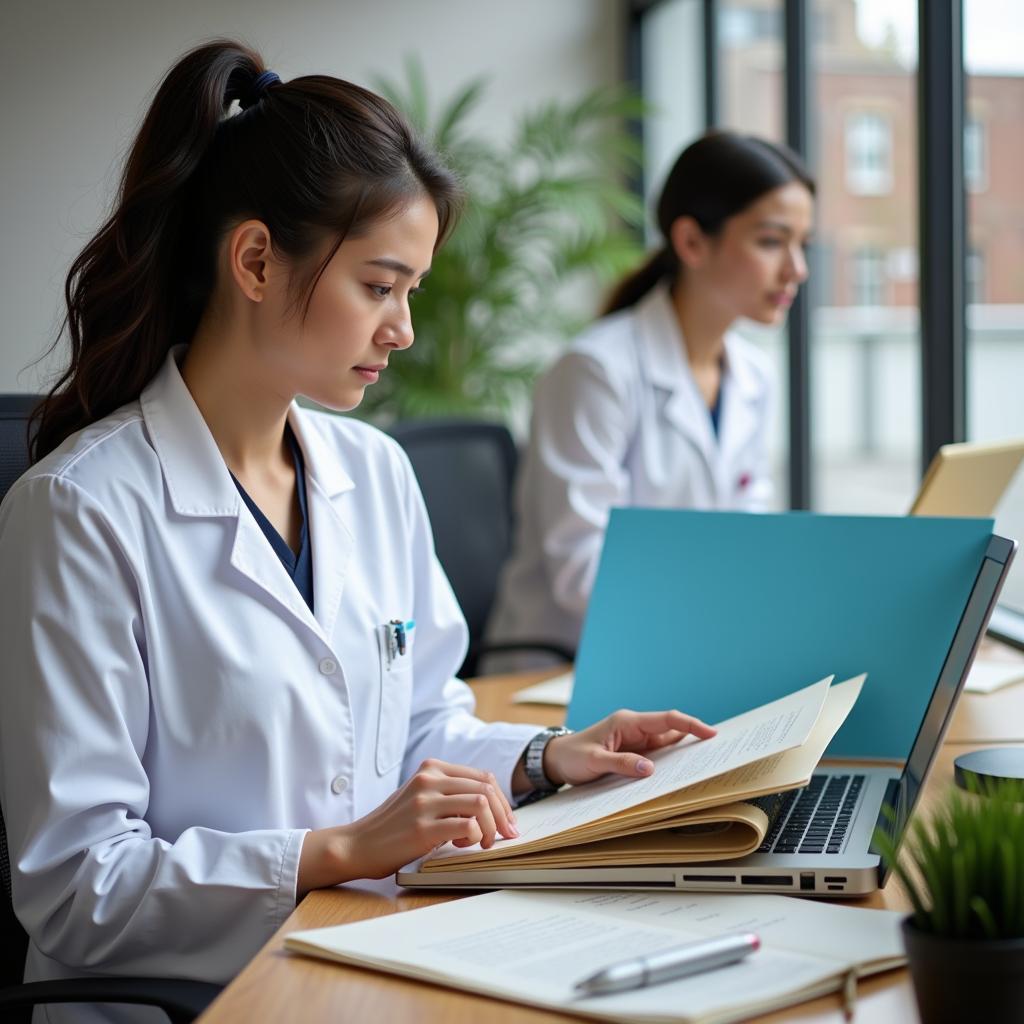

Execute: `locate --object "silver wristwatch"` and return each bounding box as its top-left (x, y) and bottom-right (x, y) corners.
top-left (523, 726), bottom-right (573, 795)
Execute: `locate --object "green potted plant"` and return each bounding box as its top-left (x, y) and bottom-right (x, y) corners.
top-left (360, 58), bottom-right (646, 422)
top-left (873, 778), bottom-right (1024, 1023)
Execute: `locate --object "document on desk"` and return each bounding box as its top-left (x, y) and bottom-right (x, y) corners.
top-left (416, 674), bottom-right (862, 874)
top-left (512, 670), bottom-right (574, 705)
top-left (285, 889), bottom-right (906, 1024)
top-left (964, 657), bottom-right (1024, 694)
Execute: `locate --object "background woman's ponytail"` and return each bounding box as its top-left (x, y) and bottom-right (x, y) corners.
top-left (601, 130), bottom-right (814, 316)
top-left (32, 39), bottom-right (461, 462)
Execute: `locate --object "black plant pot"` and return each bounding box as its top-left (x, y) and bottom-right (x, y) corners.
top-left (901, 916), bottom-right (1024, 1023)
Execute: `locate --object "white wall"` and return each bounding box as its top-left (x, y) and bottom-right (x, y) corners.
top-left (0, 0), bottom-right (623, 391)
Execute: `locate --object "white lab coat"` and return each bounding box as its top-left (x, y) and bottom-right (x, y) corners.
top-left (0, 348), bottom-right (538, 1020)
top-left (486, 284), bottom-right (774, 667)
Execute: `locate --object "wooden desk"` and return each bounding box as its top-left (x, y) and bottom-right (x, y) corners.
top-left (198, 668), bottom-right (1024, 1024)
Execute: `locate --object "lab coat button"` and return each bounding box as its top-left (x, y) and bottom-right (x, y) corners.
top-left (319, 657), bottom-right (337, 675)
top-left (330, 775), bottom-right (349, 795)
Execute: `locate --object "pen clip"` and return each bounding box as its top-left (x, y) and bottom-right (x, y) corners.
top-left (842, 968), bottom-right (858, 1021)
top-left (379, 622), bottom-right (397, 668)
top-left (383, 619), bottom-right (415, 664)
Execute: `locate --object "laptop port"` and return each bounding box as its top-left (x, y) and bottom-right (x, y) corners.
top-left (741, 875), bottom-right (793, 886)
top-left (823, 876), bottom-right (848, 883)
top-left (800, 873), bottom-right (815, 891)
top-left (828, 884), bottom-right (844, 890)
top-left (682, 874), bottom-right (736, 882)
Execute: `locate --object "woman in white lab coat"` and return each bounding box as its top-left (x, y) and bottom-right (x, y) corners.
top-left (486, 131), bottom-right (815, 666)
top-left (0, 41), bottom-right (715, 1019)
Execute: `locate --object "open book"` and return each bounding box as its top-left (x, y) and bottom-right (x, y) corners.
top-left (285, 888), bottom-right (905, 1024)
top-left (404, 674), bottom-right (864, 878)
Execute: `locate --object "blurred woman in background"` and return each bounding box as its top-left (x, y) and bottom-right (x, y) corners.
top-left (487, 131), bottom-right (815, 668)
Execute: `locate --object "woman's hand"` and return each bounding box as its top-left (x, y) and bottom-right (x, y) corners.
top-left (297, 759), bottom-right (517, 896)
top-left (542, 710), bottom-right (716, 788)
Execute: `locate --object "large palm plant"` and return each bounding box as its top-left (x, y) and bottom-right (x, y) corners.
top-left (359, 58), bottom-right (646, 421)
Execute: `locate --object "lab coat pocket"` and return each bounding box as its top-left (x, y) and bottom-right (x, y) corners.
top-left (376, 624), bottom-right (413, 776)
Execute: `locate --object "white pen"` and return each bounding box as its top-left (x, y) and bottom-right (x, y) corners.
top-left (573, 932), bottom-right (761, 996)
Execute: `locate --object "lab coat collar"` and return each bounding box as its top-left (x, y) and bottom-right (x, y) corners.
top-left (634, 284), bottom-right (761, 404)
top-left (633, 285), bottom-right (717, 466)
top-left (140, 346), bottom-right (356, 642)
top-left (286, 407), bottom-right (354, 500)
top-left (140, 347), bottom-right (356, 516)
top-left (140, 346), bottom-right (241, 518)
top-left (633, 285), bottom-right (764, 499)
top-left (286, 412), bottom-right (355, 640)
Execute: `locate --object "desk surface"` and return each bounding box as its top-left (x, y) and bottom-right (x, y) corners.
top-left (197, 663), bottom-right (1024, 1024)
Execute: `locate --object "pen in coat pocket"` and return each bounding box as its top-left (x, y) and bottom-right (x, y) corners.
top-left (389, 618), bottom-right (415, 656)
top-left (573, 931), bottom-right (760, 996)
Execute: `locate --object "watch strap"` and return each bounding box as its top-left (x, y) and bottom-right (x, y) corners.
top-left (523, 726), bottom-right (573, 794)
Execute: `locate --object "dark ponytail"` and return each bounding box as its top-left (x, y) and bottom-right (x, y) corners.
top-left (602, 130), bottom-right (814, 315)
top-left (32, 39), bottom-right (462, 462)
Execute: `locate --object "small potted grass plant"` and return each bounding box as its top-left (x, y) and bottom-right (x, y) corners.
top-left (874, 777), bottom-right (1024, 1023)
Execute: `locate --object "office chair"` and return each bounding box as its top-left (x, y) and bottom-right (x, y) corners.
top-left (0, 394), bottom-right (221, 1023)
top-left (388, 418), bottom-right (574, 677)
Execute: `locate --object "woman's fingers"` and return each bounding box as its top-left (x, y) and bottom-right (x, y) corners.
top-left (434, 776), bottom-right (518, 839)
top-left (630, 710), bottom-right (716, 739)
top-left (641, 729), bottom-right (688, 750)
top-left (430, 793), bottom-right (501, 848)
top-left (420, 759), bottom-right (516, 836)
top-left (588, 747), bottom-right (655, 779)
top-left (424, 816), bottom-right (483, 848)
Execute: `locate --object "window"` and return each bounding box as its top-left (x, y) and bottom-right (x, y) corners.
top-left (813, 0), bottom-right (918, 514)
top-left (717, 0), bottom-right (787, 507)
top-left (846, 111), bottom-right (893, 195)
top-left (852, 247), bottom-right (886, 306)
top-left (719, 7), bottom-right (782, 46)
top-left (966, 247), bottom-right (985, 305)
top-left (965, 0), bottom-right (1024, 638)
top-left (964, 116), bottom-right (987, 191)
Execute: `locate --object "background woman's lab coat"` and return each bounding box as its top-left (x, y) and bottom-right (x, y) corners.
top-left (486, 284), bottom-right (774, 666)
top-left (0, 349), bottom-right (538, 1014)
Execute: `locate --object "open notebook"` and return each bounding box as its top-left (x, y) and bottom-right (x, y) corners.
top-left (285, 889), bottom-right (906, 1024)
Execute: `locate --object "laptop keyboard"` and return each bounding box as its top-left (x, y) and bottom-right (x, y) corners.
top-left (753, 773), bottom-right (865, 854)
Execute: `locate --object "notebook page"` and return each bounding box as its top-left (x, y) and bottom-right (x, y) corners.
top-left (286, 890), bottom-right (904, 1024)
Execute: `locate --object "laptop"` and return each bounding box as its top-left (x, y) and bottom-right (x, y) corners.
top-left (910, 439), bottom-right (1024, 517)
top-left (910, 439), bottom-right (1024, 651)
top-left (398, 534), bottom-right (1016, 897)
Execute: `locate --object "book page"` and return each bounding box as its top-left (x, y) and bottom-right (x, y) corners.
top-left (566, 675), bottom-right (864, 834)
top-left (446, 803), bottom-right (767, 870)
top-left (664, 674), bottom-right (865, 812)
top-left (285, 890), bottom-right (904, 1024)
top-left (426, 676), bottom-right (836, 867)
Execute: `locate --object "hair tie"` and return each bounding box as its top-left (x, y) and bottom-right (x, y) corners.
top-left (239, 70), bottom-right (280, 111)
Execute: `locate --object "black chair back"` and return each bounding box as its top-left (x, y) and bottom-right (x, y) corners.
top-left (0, 396), bottom-right (38, 997)
top-left (0, 396), bottom-right (38, 507)
top-left (388, 419), bottom-right (518, 677)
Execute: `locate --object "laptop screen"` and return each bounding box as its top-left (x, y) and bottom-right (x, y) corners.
top-left (876, 535), bottom-right (1016, 884)
top-left (989, 467), bottom-right (1024, 649)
